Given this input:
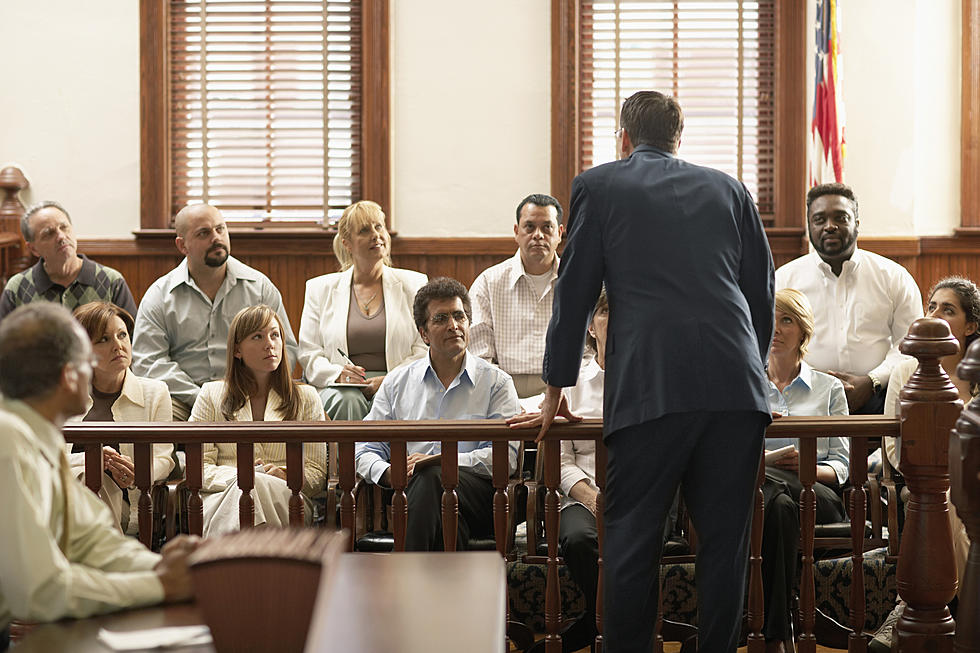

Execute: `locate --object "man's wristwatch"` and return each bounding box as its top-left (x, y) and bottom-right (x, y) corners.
top-left (868, 372), bottom-right (882, 394)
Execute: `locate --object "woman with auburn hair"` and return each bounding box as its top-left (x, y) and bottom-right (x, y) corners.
top-left (191, 304), bottom-right (327, 536)
top-left (762, 288), bottom-right (850, 653)
top-left (69, 302), bottom-right (175, 534)
top-left (298, 200), bottom-right (428, 420)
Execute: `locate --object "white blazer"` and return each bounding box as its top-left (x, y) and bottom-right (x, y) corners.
top-left (298, 265), bottom-right (428, 388)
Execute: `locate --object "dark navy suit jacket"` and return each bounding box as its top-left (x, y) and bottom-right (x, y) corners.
top-left (543, 145), bottom-right (775, 436)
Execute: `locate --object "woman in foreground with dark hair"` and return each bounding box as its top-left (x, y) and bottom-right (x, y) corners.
top-left (191, 304), bottom-right (327, 536)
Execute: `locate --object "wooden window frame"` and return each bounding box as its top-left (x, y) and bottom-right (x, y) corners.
top-left (139, 0), bottom-right (390, 234)
top-left (551, 0), bottom-right (806, 235)
top-left (961, 0), bottom-right (980, 233)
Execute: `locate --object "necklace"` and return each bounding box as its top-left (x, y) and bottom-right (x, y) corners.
top-left (353, 287), bottom-right (379, 315)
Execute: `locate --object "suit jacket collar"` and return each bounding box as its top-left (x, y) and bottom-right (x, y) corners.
top-left (629, 144), bottom-right (676, 159)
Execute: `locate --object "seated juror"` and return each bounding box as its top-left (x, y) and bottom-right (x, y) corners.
top-left (0, 304), bottom-right (199, 652)
top-left (762, 288), bottom-right (849, 652)
top-left (355, 278), bottom-right (521, 551)
top-left (191, 305), bottom-right (327, 536)
top-left (67, 302), bottom-right (175, 535)
top-left (298, 200), bottom-right (428, 420)
top-left (132, 203), bottom-right (297, 420)
top-left (0, 201), bottom-right (137, 322)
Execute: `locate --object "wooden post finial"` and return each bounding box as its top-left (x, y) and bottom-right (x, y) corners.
top-left (952, 338), bottom-right (980, 653)
top-left (0, 165), bottom-right (31, 277)
top-left (896, 317), bottom-right (962, 652)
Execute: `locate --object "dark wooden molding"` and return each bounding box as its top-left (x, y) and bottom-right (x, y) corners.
top-left (963, 0), bottom-right (980, 229)
top-left (361, 0), bottom-right (391, 219)
top-left (859, 237), bottom-right (923, 258)
top-left (139, 0), bottom-right (171, 230)
top-left (772, 0), bottom-right (807, 229)
top-left (551, 0), bottom-right (578, 219)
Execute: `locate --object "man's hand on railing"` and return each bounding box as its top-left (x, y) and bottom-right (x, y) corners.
top-left (155, 535), bottom-right (203, 603)
top-left (506, 384), bottom-right (581, 443)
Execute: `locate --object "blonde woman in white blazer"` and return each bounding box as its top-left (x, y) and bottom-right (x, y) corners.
top-left (68, 302), bottom-right (175, 534)
top-left (298, 201), bottom-right (428, 420)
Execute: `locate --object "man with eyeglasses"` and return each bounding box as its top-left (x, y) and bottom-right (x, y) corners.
top-left (0, 304), bottom-right (200, 651)
top-left (354, 277), bottom-right (520, 551)
top-left (469, 194), bottom-right (564, 397)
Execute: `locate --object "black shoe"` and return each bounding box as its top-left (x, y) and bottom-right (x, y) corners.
top-left (526, 615), bottom-right (597, 653)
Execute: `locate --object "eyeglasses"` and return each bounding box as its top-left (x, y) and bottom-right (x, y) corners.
top-left (429, 310), bottom-right (468, 325)
top-left (614, 128), bottom-right (624, 138)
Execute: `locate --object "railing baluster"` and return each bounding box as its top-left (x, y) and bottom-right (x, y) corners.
top-left (595, 437), bottom-right (607, 653)
top-left (237, 443), bottom-right (255, 529)
top-left (847, 437), bottom-right (868, 653)
top-left (286, 442), bottom-right (304, 527)
top-left (84, 443), bottom-right (103, 494)
top-left (952, 339), bottom-right (980, 653)
top-left (492, 441), bottom-right (508, 557)
top-left (338, 442), bottom-right (356, 551)
top-left (543, 439), bottom-right (562, 653)
top-left (747, 455), bottom-right (765, 653)
top-left (390, 441), bottom-right (407, 551)
top-left (133, 443), bottom-right (152, 548)
top-left (440, 441), bottom-right (459, 552)
top-left (185, 443), bottom-right (203, 537)
top-left (799, 438), bottom-right (817, 653)
top-left (897, 319), bottom-right (961, 651)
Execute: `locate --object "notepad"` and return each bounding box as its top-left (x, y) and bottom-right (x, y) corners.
top-left (97, 625), bottom-right (212, 650)
top-left (764, 444), bottom-right (796, 464)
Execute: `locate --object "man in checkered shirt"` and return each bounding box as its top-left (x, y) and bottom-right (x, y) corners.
top-left (0, 201), bottom-right (136, 322)
top-left (469, 194), bottom-right (564, 398)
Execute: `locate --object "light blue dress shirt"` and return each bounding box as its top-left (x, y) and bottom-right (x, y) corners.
top-left (355, 351), bottom-right (521, 485)
top-left (766, 360), bottom-right (850, 485)
top-left (132, 256), bottom-right (298, 408)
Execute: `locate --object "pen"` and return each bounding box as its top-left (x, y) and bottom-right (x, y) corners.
top-left (337, 348), bottom-right (355, 366)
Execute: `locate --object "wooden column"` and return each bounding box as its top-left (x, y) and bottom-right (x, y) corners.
top-left (237, 443), bottom-right (255, 529)
top-left (848, 437), bottom-right (870, 653)
top-left (133, 443), bottom-right (153, 548)
top-left (338, 442), bottom-right (356, 551)
top-left (286, 442), bottom-right (304, 527)
top-left (491, 441), bottom-right (509, 557)
top-left (896, 318), bottom-right (962, 652)
top-left (390, 441), bottom-right (408, 551)
top-left (440, 442), bottom-right (459, 552)
top-left (798, 438), bottom-right (818, 653)
top-left (185, 443), bottom-right (204, 537)
top-left (0, 165), bottom-right (30, 277)
top-left (746, 457), bottom-right (766, 653)
top-left (952, 339), bottom-right (980, 653)
top-left (543, 439), bottom-right (563, 653)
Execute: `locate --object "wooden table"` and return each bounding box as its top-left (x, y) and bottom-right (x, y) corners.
top-left (15, 551), bottom-right (506, 653)
top-left (306, 551), bottom-right (506, 653)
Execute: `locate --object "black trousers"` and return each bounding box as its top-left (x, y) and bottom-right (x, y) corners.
top-left (404, 465), bottom-right (495, 551)
top-left (760, 466), bottom-right (845, 641)
top-left (1, 624), bottom-right (8, 652)
top-left (603, 410), bottom-right (768, 653)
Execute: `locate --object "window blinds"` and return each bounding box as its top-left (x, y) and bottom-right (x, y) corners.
top-left (580, 0), bottom-right (775, 215)
top-left (169, 0), bottom-right (361, 225)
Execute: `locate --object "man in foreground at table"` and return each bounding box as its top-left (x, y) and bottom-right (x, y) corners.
top-left (0, 303), bottom-right (200, 651)
top-left (132, 203), bottom-right (297, 420)
top-left (355, 277), bottom-right (521, 551)
top-left (516, 91), bottom-right (773, 652)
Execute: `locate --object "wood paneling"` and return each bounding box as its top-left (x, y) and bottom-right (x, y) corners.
top-left (772, 1), bottom-right (807, 229)
top-left (551, 0), bottom-right (578, 217)
top-left (77, 232), bottom-right (980, 338)
top-left (139, 0), bottom-right (170, 230)
top-left (361, 0), bottom-right (391, 218)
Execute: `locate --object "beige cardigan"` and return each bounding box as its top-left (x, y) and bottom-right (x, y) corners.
top-left (191, 380), bottom-right (328, 498)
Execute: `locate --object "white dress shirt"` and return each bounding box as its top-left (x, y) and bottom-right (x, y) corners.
top-left (556, 358), bottom-right (604, 511)
top-left (297, 266), bottom-right (428, 389)
top-left (355, 351), bottom-right (521, 485)
top-left (132, 256), bottom-right (298, 408)
top-left (0, 399), bottom-right (163, 632)
top-left (469, 252), bottom-right (558, 375)
top-left (775, 248), bottom-right (922, 385)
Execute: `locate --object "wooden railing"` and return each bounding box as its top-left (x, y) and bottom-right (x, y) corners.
top-left (60, 319), bottom-right (976, 653)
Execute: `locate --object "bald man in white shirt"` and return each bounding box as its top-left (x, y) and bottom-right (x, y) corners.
top-left (775, 183), bottom-right (922, 413)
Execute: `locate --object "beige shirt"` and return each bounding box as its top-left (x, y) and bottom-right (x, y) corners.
top-left (0, 398), bottom-right (163, 631)
top-left (191, 381), bottom-right (328, 498)
top-left (66, 370), bottom-right (175, 483)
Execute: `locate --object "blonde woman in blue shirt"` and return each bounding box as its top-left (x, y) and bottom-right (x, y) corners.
top-left (763, 288), bottom-right (849, 653)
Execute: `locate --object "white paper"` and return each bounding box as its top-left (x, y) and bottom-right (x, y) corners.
top-left (97, 625), bottom-right (212, 650)
top-left (764, 444), bottom-right (796, 464)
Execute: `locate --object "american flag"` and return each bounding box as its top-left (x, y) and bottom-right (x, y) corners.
top-left (810, 0), bottom-right (846, 185)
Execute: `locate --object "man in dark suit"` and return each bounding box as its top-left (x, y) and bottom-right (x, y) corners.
top-left (517, 91), bottom-right (774, 652)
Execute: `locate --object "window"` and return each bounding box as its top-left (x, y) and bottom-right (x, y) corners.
top-left (553, 1), bottom-right (804, 229)
top-left (581, 1), bottom-right (773, 213)
top-left (141, 0), bottom-right (389, 231)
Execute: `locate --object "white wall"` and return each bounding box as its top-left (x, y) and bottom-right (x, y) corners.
top-left (837, 0), bottom-right (961, 236)
top-left (0, 0), bottom-right (140, 238)
top-left (390, 1), bottom-right (552, 236)
top-left (0, 0), bottom-right (961, 238)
